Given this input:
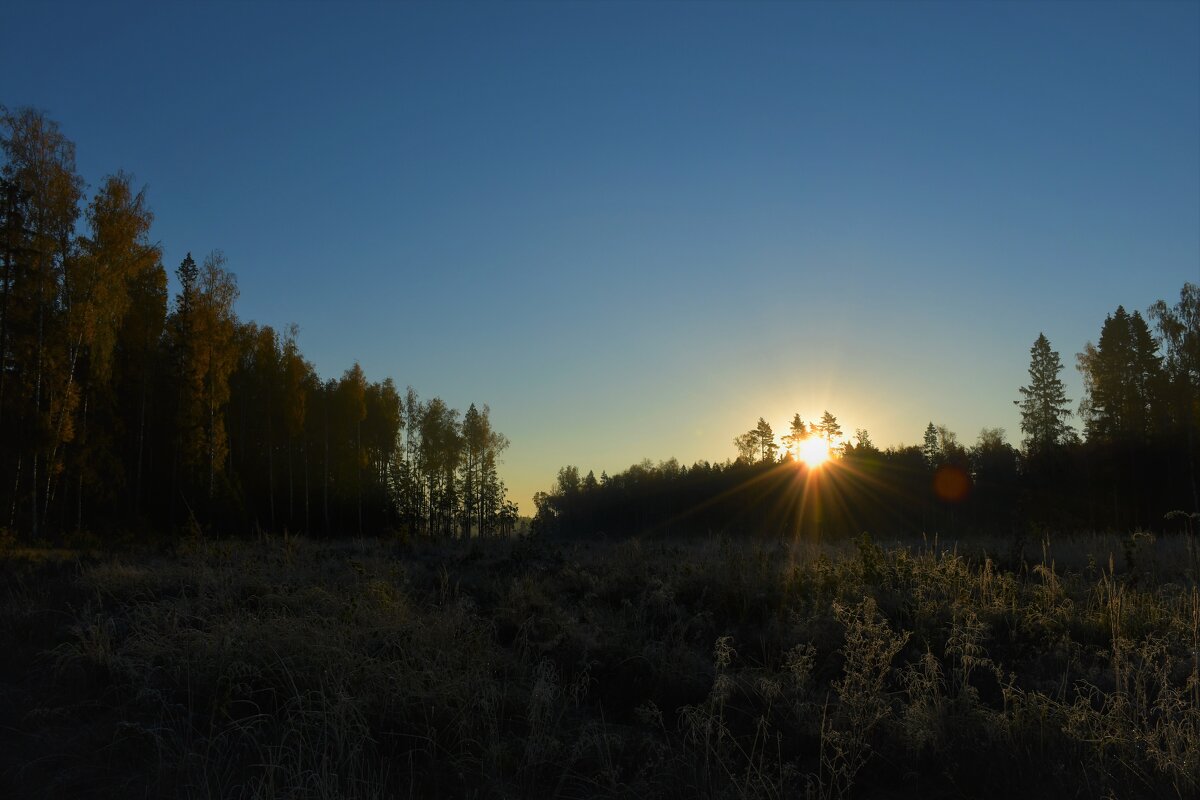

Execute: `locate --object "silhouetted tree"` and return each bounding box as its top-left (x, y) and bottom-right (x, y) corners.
top-left (279, 325), bottom-right (312, 529)
top-left (0, 110), bottom-right (514, 541)
top-left (852, 428), bottom-right (877, 454)
top-left (815, 410), bottom-right (841, 445)
top-left (418, 397), bottom-right (461, 537)
top-left (922, 422), bottom-right (939, 467)
top-left (755, 417), bottom-right (777, 462)
top-left (733, 430), bottom-right (757, 463)
top-left (781, 413), bottom-right (808, 459)
top-left (1017, 333), bottom-right (1073, 454)
top-left (1150, 283), bottom-right (1200, 509)
top-left (1078, 307), bottom-right (1164, 443)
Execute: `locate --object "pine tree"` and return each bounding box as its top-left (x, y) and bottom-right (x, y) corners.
top-left (781, 413), bottom-right (808, 459)
top-left (815, 410), bottom-right (842, 445)
top-left (754, 417), bottom-right (777, 462)
top-left (1018, 333), bottom-right (1072, 453)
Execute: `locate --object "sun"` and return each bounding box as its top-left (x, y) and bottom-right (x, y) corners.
top-left (796, 438), bottom-right (831, 469)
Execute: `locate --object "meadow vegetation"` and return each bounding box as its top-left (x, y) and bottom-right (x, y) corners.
top-left (2, 529), bottom-right (1198, 798)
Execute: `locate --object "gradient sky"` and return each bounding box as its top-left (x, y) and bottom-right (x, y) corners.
top-left (4, 1), bottom-right (1198, 511)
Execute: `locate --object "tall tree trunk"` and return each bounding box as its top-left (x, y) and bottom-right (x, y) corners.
top-left (323, 394), bottom-right (329, 536)
top-left (134, 371), bottom-right (147, 517)
top-left (45, 326), bottom-right (85, 522)
top-left (288, 438), bottom-right (294, 529)
top-left (208, 372), bottom-right (216, 500)
top-left (1188, 420), bottom-right (1198, 513)
top-left (267, 412), bottom-right (275, 531)
top-left (0, 240), bottom-right (13, 433)
top-left (171, 350), bottom-right (182, 527)
top-left (9, 455), bottom-right (20, 529)
top-left (170, 444), bottom-right (178, 526)
top-left (75, 393), bottom-right (87, 533)
top-left (356, 418), bottom-right (362, 537)
top-left (31, 267), bottom-right (44, 540)
top-left (30, 450), bottom-right (38, 539)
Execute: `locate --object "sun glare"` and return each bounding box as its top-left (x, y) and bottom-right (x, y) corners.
top-left (797, 438), bottom-right (831, 469)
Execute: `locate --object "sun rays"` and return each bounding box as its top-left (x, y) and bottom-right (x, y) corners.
top-left (796, 438), bottom-right (832, 469)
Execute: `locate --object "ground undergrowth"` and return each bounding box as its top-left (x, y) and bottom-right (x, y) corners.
top-left (1, 529), bottom-right (1198, 799)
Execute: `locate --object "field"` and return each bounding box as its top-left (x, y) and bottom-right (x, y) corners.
top-left (2, 530), bottom-right (1198, 799)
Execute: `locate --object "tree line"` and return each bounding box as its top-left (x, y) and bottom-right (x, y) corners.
top-left (535, 283), bottom-right (1199, 540)
top-left (0, 107), bottom-right (515, 542)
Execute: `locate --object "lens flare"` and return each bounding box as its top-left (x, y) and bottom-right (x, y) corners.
top-left (797, 438), bottom-right (831, 469)
top-left (933, 465), bottom-right (971, 502)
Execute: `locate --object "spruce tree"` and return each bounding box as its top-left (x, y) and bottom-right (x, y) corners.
top-left (922, 422), bottom-right (940, 466)
top-left (1077, 308), bottom-right (1164, 442)
top-left (1018, 333), bottom-right (1072, 453)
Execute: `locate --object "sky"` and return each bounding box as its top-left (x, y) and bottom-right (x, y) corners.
top-left (3, 0), bottom-right (1198, 511)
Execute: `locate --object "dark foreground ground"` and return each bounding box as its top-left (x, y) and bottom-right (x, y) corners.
top-left (1, 529), bottom-right (1197, 799)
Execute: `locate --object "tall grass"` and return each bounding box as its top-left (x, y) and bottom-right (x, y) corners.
top-left (1, 529), bottom-right (1197, 798)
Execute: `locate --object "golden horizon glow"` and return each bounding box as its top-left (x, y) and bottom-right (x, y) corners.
top-left (797, 438), bottom-right (831, 469)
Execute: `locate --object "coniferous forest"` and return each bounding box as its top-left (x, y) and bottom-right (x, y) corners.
top-left (0, 108), bottom-right (516, 545)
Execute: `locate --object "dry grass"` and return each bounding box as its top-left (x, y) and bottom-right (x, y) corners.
top-left (0, 528), bottom-right (1197, 798)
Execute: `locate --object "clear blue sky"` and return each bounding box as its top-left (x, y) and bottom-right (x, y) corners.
top-left (4, 1), bottom-right (1198, 510)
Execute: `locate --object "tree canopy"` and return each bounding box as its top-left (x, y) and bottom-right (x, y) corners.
top-left (0, 107), bottom-right (513, 541)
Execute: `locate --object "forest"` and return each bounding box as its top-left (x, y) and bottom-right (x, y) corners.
top-left (0, 107), bottom-right (517, 544)
top-left (3, 107), bottom-right (1200, 800)
top-left (534, 288), bottom-right (1200, 545)
top-left (5, 106), bottom-right (1195, 550)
